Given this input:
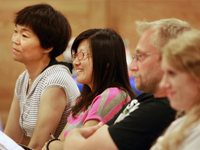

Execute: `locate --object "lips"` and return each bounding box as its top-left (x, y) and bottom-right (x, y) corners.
top-left (13, 48), bottom-right (20, 53)
top-left (167, 91), bottom-right (176, 98)
top-left (76, 69), bottom-right (83, 75)
top-left (132, 72), bottom-right (139, 78)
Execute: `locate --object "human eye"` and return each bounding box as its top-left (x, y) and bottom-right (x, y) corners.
top-left (167, 70), bottom-right (176, 76)
top-left (13, 29), bottom-right (18, 36)
top-left (137, 54), bottom-right (143, 58)
top-left (22, 31), bottom-right (30, 38)
top-left (22, 34), bottom-right (28, 38)
top-left (137, 54), bottom-right (144, 60)
top-left (14, 29), bottom-right (17, 33)
top-left (78, 52), bottom-right (84, 60)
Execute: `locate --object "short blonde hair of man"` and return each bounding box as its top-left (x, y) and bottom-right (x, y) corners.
top-left (135, 18), bottom-right (191, 49)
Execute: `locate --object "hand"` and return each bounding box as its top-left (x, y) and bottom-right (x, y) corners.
top-left (81, 122), bottom-right (103, 138)
top-left (64, 122), bottom-right (103, 150)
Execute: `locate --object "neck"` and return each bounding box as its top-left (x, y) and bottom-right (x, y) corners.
top-left (153, 88), bottom-right (167, 98)
top-left (26, 57), bottom-right (51, 82)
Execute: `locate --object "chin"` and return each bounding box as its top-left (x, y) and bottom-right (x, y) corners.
top-left (169, 101), bottom-right (179, 111)
top-left (13, 58), bottom-right (22, 63)
top-left (76, 80), bottom-right (82, 84)
top-left (135, 84), bottom-right (143, 92)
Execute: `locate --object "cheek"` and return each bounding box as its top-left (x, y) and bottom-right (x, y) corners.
top-left (172, 86), bottom-right (196, 110)
top-left (185, 86), bottom-right (199, 101)
top-left (87, 65), bottom-right (93, 79)
top-left (21, 41), bottom-right (29, 50)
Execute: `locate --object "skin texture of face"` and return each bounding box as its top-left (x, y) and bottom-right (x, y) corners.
top-left (160, 56), bottom-right (200, 112)
top-left (129, 29), bottom-right (163, 94)
top-left (12, 25), bottom-right (48, 65)
top-left (73, 39), bottom-right (93, 89)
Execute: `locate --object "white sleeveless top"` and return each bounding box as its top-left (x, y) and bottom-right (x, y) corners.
top-left (15, 64), bottom-right (80, 138)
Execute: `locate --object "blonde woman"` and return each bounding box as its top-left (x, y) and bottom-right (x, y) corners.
top-left (151, 29), bottom-right (200, 150)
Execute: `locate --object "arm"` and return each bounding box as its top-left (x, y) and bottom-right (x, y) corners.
top-left (44, 88), bottom-right (123, 150)
top-left (64, 124), bottom-right (118, 150)
top-left (4, 95), bottom-right (24, 143)
top-left (28, 86), bottom-right (66, 150)
top-left (42, 122), bottom-right (69, 150)
top-left (43, 118), bottom-right (100, 150)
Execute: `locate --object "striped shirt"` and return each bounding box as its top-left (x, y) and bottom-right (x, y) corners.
top-left (64, 87), bottom-right (131, 137)
top-left (15, 65), bottom-right (80, 138)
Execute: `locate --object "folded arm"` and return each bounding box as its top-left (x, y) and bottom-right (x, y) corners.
top-left (64, 124), bottom-right (118, 150)
top-left (43, 119), bottom-right (100, 150)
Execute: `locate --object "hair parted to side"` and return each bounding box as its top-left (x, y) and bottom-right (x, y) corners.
top-left (135, 18), bottom-right (191, 49)
top-left (153, 29), bottom-right (200, 150)
top-left (71, 28), bottom-right (136, 118)
top-left (14, 3), bottom-right (71, 59)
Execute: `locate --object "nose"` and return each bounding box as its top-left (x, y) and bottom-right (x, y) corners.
top-left (129, 59), bottom-right (138, 72)
top-left (73, 57), bottom-right (80, 66)
top-left (12, 33), bottom-right (20, 45)
top-left (159, 74), bottom-right (170, 90)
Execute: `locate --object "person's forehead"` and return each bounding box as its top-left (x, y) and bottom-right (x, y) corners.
top-left (135, 29), bottom-right (158, 53)
top-left (77, 40), bottom-right (90, 51)
top-left (15, 24), bottom-right (32, 33)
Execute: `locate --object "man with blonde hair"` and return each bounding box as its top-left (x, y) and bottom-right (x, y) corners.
top-left (63, 18), bottom-right (191, 150)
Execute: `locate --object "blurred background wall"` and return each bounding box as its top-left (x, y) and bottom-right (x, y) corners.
top-left (0, 0), bottom-right (200, 141)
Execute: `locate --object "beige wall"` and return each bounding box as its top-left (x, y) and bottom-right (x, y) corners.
top-left (0, 0), bottom-right (200, 138)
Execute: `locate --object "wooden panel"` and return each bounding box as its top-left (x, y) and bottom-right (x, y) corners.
top-left (107, 0), bottom-right (200, 54)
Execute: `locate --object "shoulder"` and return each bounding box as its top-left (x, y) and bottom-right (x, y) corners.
top-left (125, 93), bottom-right (176, 120)
top-left (16, 70), bottom-right (28, 82)
top-left (164, 116), bottom-right (186, 135)
top-left (93, 87), bottom-right (129, 102)
top-left (178, 121), bottom-right (200, 150)
top-left (167, 117), bottom-right (200, 150)
top-left (44, 64), bottom-right (71, 76)
top-left (100, 87), bottom-right (128, 98)
top-left (42, 65), bottom-right (73, 84)
top-left (136, 93), bottom-right (171, 109)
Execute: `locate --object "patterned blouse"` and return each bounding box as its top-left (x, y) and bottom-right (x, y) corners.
top-left (15, 64), bottom-right (80, 138)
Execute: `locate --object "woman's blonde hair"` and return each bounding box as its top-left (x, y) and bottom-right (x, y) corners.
top-left (153, 29), bottom-right (200, 149)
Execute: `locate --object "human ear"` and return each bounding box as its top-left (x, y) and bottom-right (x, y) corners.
top-left (44, 47), bottom-right (53, 54)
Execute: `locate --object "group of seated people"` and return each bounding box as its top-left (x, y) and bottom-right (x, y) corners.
top-left (3, 3), bottom-right (200, 150)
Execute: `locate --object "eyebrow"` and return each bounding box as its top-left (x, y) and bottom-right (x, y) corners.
top-left (135, 49), bottom-right (144, 53)
top-left (22, 28), bottom-right (30, 32)
top-left (15, 24), bottom-right (31, 32)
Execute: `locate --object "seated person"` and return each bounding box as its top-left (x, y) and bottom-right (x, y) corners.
top-left (151, 29), bottom-right (200, 150)
top-left (42, 28), bottom-right (136, 150)
top-left (4, 4), bottom-right (80, 150)
top-left (63, 18), bottom-right (191, 150)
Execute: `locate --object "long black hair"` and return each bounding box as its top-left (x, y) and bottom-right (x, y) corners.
top-left (71, 28), bottom-right (136, 117)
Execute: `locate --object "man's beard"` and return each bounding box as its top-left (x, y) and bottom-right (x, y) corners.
top-left (135, 75), bottom-right (161, 94)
